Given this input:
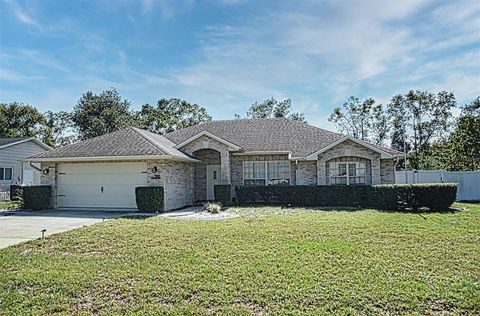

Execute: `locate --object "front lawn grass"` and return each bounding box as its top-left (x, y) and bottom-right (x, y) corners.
top-left (0, 203), bottom-right (479, 315)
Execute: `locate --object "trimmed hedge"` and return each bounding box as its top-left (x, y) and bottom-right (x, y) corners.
top-left (235, 183), bottom-right (457, 212)
top-left (135, 186), bottom-right (164, 212)
top-left (10, 185), bottom-right (22, 201)
top-left (22, 186), bottom-right (52, 210)
top-left (214, 185), bottom-right (231, 205)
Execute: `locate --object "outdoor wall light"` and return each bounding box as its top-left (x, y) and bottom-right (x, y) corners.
top-left (151, 166), bottom-right (158, 173)
top-left (42, 168), bottom-right (49, 175)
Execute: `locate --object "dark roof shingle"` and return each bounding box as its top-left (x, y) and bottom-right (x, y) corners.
top-left (165, 118), bottom-right (344, 157)
top-left (27, 128), bottom-right (193, 160)
top-left (165, 118), bottom-right (403, 157)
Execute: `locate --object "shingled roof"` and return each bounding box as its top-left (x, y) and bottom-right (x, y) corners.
top-left (27, 127), bottom-right (195, 161)
top-left (165, 118), bottom-right (402, 158)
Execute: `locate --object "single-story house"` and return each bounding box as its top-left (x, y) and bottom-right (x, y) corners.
top-left (0, 137), bottom-right (51, 192)
top-left (25, 118), bottom-right (404, 211)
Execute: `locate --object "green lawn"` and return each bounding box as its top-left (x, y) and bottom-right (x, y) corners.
top-left (1, 203), bottom-right (479, 315)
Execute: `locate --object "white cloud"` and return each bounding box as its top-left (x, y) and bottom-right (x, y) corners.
top-left (1, 0), bottom-right (478, 123)
top-left (166, 0), bottom-right (479, 119)
top-left (4, 0), bottom-right (39, 27)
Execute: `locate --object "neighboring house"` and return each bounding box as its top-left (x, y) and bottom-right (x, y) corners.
top-left (0, 137), bottom-right (51, 192)
top-left (25, 118), bottom-right (404, 211)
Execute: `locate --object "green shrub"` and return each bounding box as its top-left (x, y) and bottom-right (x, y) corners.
top-left (135, 187), bottom-right (164, 212)
top-left (235, 185), bottom-right (370, 207)
top-left (10, 185), bottom-right (22, 201)
top-left (214, 185), bottom-right (231, 205)
top-left (393, 183), bottom-right (457, 211)
top-left (22, 186), bottom-right (52, 211)
top-left (235, 184), bottom-right (457, 211)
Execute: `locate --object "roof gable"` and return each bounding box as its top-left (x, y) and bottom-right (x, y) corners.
top-left (175, 131), bottom-right (243, 150)
top-left (305, 136), bottom-right (397, 160)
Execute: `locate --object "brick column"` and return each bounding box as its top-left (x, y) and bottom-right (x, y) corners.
top-left (220, 151), bottom-right (231, 184)
top-left (40, 162), bottom-right (57, 208)
top-left (371, 156), bottom-right (381, 184)
top-left (317, 156), bottom-right (326, 185)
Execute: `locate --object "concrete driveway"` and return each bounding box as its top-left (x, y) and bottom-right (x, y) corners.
top-left (0, 210), bottom-right (129, 249)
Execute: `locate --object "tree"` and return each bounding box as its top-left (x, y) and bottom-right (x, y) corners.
top-left (239, 98), bottom-right (307, 122)
top-left (40, 111), bottom-right (76, 147)
top-left (388, 90), bottom-right (456, 169)
top-left (418, 97), bottom-right (480, 171)
top-left (462, 96), bottom-right (480, 116)
top-left (135, 98), bottom-right (211, 134)
top-left (72, 88), bottom-right (134, 140)
top-left (328, 96), bottom-right (389, 145)
top-left (0, 102), bottom-right (45, 138)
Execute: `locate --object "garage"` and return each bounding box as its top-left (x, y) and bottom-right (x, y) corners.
top-left (57, 162), bottom-right (147, 209)
top-left (25, 127), bottom-right (197, 211)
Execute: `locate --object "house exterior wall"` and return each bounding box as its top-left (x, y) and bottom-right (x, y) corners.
top-left (41, 159), bottom-right (194, 211)
top-left (325, 156), bottom-right (372, 185)
top-left (230, 154), bottom-right (291, 186)
top-left (37, 137), bottom-right (397, 209)
top-left (190, 149), bottom-right (220, 201)
top-left (296, 161), bottom-right (317, 185)
top-left (147, 160), bottom-right (194, 211)
top-left (317, 140), bottom-right (382, 185)
top-left (380, 159), bottom-right (395, 184)
top-left (40, 162), bottom-right (57, 208)
top-left (180, 135), bottom-right (232, 185)
top-left (0, 141), bottom-right (47, 191)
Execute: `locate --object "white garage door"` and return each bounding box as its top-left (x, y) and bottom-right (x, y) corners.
top-left (57, 162), bottom-right (148, 209)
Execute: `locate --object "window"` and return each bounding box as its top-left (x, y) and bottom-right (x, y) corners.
top-left (0, 167), bottom-right (13, 181)
top-left (243, 161), bottom-right (290, 186)
top-left (329, 160), bottom-right (366, 185)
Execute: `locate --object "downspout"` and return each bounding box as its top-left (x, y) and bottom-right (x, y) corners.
top-left (295, 159), bottom-right (298, 185)
top-left (29, 161), bottom-right (42, 172)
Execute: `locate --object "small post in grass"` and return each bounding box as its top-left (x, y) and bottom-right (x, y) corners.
top-left (41, 229), bottom-right (46, 239)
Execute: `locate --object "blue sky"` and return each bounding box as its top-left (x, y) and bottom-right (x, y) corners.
top-left (1, 0), bottom-right (479, 129)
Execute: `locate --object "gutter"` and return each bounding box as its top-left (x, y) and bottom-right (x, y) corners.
top-left (21, 155), bottom-right (201, 163)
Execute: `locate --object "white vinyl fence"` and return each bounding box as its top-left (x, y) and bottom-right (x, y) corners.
top-left (395, 170), bottom-right (480, 201)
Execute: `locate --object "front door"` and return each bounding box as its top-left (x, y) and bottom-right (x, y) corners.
top-left (206, 165), bottom-right (221, 200)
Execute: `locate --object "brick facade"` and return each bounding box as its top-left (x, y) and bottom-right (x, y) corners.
top-left (230, 154), bottom-right (291, 186)
top-left (180, 135), bottom-right (232, 185)
top-left (380, 159), bottom-right (395, 184)
top-left (316, 140), bottom-right (382, 185)
top-left (191, 149), bottom-right (220, 201)
top-left (296, 161), bottom-right (317, 185)
top-left (39, 138), bottom-right (397, 210)
top-left (40, 162), bottom-right (57, 208)
top-left (147, 160), bottom-right (194, 211)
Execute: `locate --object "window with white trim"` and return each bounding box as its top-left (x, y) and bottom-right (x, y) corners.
top-left (0, 167), bottom-right (13, 181)
top-left (243, 161), bottom-right (290, 186)
top-left (329, 161), bottom-right (366, 185)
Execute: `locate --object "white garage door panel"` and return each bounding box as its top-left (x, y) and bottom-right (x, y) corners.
top-left (59, 174), bottom-right (147, 185)
top-left (57, 162), bottom-right (147, 209)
